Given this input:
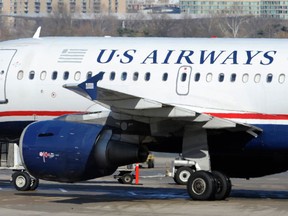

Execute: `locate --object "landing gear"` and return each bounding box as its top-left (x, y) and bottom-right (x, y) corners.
top-left (174, 167), bottom-right (194, 185)
top-left (213, 171), bottom-right (231, 200)
top-left (29, 177), bottom-right (40, 191)
top-left (11, 171), bottom-right (39, 191)
top-left (187, 171), bottom-right (231, 201)
top-left (187, 171), bottom-right (216, 200)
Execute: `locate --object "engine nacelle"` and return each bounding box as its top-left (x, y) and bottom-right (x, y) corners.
top-left (20, 120), bottom-right (148, 182)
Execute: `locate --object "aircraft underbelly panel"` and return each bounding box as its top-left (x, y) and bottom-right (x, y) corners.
top-left (0, 49), bottom-right (16, 104)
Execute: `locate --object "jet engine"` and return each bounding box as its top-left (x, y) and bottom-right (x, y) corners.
top-left (19, 120), bottom-right (148, 182)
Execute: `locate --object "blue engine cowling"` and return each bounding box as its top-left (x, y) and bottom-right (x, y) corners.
top-left (20, 120), bottom-right (148, 183)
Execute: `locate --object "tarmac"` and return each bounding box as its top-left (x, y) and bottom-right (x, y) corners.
top-left (0, 154), bottom-right (287, 216)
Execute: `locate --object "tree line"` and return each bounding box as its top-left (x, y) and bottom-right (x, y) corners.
top-left (1, 13), bottom-right (288, 40)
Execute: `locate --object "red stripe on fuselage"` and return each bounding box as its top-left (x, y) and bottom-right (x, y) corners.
top-left (206, 113), bottom-right (288, 120)
top-left (0, 111), bottom-right (288, 121)
top-left (0, 111), bottom-right (83, 117)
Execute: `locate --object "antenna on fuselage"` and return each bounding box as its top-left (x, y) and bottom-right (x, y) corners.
top-left (33, 26), bottom-right (42, 39)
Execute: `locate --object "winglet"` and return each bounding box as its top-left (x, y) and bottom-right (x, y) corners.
top-left (33, 26), bottom-right (42, 39)
top-left (79, 72), bottom-right (104, 100)
top-left (63, 72), bottom-right (104, 100)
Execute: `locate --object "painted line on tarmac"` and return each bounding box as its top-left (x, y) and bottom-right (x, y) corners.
top-left (59, 188), bottom-right (68, 193)
top-left (128, 191), bottom-right (137, 196)
top-left (141, 174), bottom-right (166, 178)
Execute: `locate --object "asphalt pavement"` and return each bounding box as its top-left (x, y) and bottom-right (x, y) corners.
top-left (0, 154), bottom-right (287, 216)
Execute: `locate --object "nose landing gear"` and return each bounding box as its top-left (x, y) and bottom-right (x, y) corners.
top-left (11, 171), bottom-right (39, 191)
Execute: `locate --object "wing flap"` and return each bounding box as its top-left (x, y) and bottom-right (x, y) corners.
top-left (64, 73), bottom-right (263, 136)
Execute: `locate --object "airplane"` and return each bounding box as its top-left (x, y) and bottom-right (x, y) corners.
top-left (1, 32), bottom-right (288, 201)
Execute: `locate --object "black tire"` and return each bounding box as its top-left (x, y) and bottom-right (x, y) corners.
top-left (174, 167), bottom-right (194, 185)
top-left (121, 174), bottom-right (133, 184)
top-left (12, 172), bottom-right (31, 191)
top-left (117, 178), bottom-right (124, 184)
top-left (212, 171), bottom-right (232, 200)
top-left (187, 171), bottom-right (217, 201)
top-left (30, 178), bottom-right (39, 191)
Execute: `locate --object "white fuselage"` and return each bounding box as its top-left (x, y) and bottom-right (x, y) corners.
top-left (0, 37), bottom-right (287, 126)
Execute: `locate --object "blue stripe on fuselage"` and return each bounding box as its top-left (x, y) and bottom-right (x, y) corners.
top-left (246, 124), bottom-right (288, 150)
top-left (0, 121), bottom-right (288, 152)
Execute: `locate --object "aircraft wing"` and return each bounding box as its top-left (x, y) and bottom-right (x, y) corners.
top-left (63, 73), bottom-right (262, 137)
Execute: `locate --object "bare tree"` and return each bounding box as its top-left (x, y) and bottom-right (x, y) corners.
top-left (91, 14), bottom-right (119, 36)
top-left (118, 13), bottom-right (148, 37)
top-left (144, 14), bottom-right (177, 37)
top-left (2, 9), bottom-right (288, 40)
top-left (217, 15), bottom-right (251, 38)
top-left (209, 4), bottom-right (253, 38)
top-left (38, 2), bottom-right (74, 36)
top-left (173, 14), bottom-right (198, 37)
top-left (0, 16), bottom-right (11, 40)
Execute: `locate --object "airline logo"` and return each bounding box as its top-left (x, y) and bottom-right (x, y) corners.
top-left (39, 151), bottom-right (57, 163)
top-left (95, 49), bottom-right (277, 65)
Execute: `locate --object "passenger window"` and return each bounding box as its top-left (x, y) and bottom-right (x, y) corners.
top-left (145, 72), bottom-right (151, 81)
top-left (17, 70), bottom-right (24, 80)
top-left (63, 71), bottom-right (69, 80)
top-left (218, 73), bottom-right (224, 82)
top-left (110, 72), bottom-right (115, 81)
top-left (242, 74), bottom-right (249, 83)
top-left (52, 71), bottom-right (58, 80)
top-left (206, 73), bottom-right (212, 82)
top-left (181, 73), bottom-right (187, 82)
top-left (133, 72), bottom-right (139, 81)
top-left (40, 71), bottom-right (47, 80)
top-left (195, 73), bottom-right (200, 82)
top-left (254, 74), bottom-right (261, 83)
top-left (87, 71), bottom-right (92, 79)
top-left (230, 73), bottom-right (236, 82)
top-left (162, 73), bottom-right (168, 81)
top-left (29, 71), bottom-right (35, 80)
top-left (279, 74), bottom-right (285, 84)
top-left (266, 73), bottom-right (273, 83)
top-left (74, 71), bottom-right (81, 81)
top-left (121, 72), bottom-right (127, 81)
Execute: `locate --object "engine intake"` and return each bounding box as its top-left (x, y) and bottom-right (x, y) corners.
top-left (20, 120), bottom-right (148, 182)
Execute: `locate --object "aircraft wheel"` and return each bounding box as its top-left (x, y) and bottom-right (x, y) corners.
top-left (30, 178), bottom-right (40, 191)
top-left (212, 171), bottom-right (231, 200)
top-left (12, 171), bottom-right (31, 191)
top-left (187, 171), bottom-right (216, 201)
top-left (174, 167), bottom-right (194, 185)
top-left (121, 173), bottom-right (133, 184)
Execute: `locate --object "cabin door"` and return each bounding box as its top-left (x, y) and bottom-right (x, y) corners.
top-left (176, 66), bottom-right (192, 95)
top-left (0, 50), bottom-right (17, 104)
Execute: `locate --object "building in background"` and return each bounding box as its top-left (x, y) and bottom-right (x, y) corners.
top-left (179, 0), bottom-right (288, 19)
top-left (0, 0), bottom-right (126, 16)
top-left (1, 0), bottom-right (288, 19)
top-left (126, 0), bottom-right (179, 13)
top-left (0, 0), bottom-right (180, 16)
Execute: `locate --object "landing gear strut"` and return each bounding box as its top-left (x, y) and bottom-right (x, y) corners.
top-left (187, 171), bottom-right (231, 201)
top-left (11, 171), bottom-right (39, 191)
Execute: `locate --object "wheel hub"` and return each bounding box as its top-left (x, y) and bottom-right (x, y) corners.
top-left (192, 178), bottom-right (206, 195)
top-left (179, 171), bottom-right (191, 182)
top-left (15, 176), bottom-right (26, 187)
